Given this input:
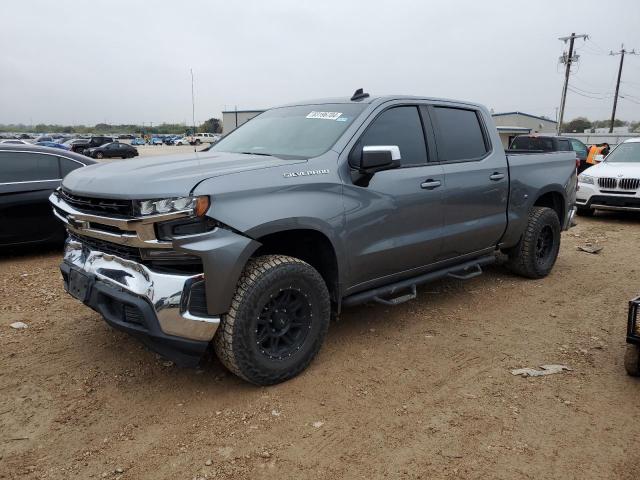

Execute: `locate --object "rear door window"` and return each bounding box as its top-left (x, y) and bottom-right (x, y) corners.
top-left (0, 152), bottom-right (60, 182)
top-left (431, 107), bottom-right (488, 161)
top-left (356, 106), bottom-right (428, 167)
top-left (557, 139), bottom-right (571, 151)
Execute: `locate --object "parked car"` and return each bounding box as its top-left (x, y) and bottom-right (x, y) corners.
top-left (35, 135), bottom-right (55, 143)
top-left (0, 145), bottom-right (95, 247)
top-left (0, 139), bottom-right (29, 145)
top-left (172, 136), bottom-right (190, 146)
top-left (509, 134), bottom-right (588, 172)
top-left (71, 136), bottom-right (114, 154)
top-left (35, 141), bottom-right (71, 150)
top-left (50, 91), bottom-right (577, 385)
top-left (131, 137), bottom-right (146, 145)
top-left (164, 135), bottom-right (178, 145)
top-left (575, 137), bottom-right (640, 216)
top-left (150, 137), bottom-right (163, 145)
top-left (84, 142), bottom-right (139, 159)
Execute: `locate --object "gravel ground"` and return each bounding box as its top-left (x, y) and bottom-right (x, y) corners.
top-left (1, 212), bottom-right (639, 479)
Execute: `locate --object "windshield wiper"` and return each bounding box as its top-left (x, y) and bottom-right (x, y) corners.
top-left (238, 151), bottom-right (273, 157)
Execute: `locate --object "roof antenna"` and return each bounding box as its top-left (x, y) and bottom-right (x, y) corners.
top-left (350, 88), bottom-right (370, 101)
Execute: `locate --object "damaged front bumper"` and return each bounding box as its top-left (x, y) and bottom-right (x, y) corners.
top-left (61, 237), bottom-right (219, 365)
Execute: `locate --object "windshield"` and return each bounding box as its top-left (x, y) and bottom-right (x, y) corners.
top-left (212, 103), bottom-right (367, 159)
top-left (605, 142), bottom-right (640, 163)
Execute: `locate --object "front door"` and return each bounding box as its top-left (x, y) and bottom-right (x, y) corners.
top-left (343, 105), bottom-right (445, 290)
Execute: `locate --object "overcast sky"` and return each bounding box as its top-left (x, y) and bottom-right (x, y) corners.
top-left (2, 0), bottom-right (640, 126)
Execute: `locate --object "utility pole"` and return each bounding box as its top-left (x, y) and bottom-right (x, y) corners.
top-left (557, 33), bottom-right (588, 134)
top-left (609, 45), bottom-right (638, 133)
top-left (190, 68), bottom-right (196, 151)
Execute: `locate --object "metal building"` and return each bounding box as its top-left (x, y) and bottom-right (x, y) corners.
top-left (492, 111), bottom-right (558, 149)
top-left (222, 109), bottom-right (265, 134)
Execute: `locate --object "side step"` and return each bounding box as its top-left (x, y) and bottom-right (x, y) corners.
top-left (342, 255), bottom-right (495, 308)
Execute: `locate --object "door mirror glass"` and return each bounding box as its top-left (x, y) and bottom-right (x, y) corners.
top-left (352, 145), bottom-right (401, 173)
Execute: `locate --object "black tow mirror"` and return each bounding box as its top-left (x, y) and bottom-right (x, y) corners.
top-left (352, 145), bottom-right (401, 174)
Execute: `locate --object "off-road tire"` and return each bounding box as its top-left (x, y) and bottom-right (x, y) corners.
top-left (213, 255), bottom-right (331, 385)
top-left (576, 207), bottom-right (594, 217)
top-left (507, 206), bottom-right (561, 279)
top-left (624, 344), bottom-right (640, 377)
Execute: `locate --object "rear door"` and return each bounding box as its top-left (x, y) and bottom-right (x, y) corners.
top-left (427, 105), bottom-right (509, 260)
top-left (0, 151), bottom-right (63, 245)
top-left (343, 104), bottom-right (445, 289)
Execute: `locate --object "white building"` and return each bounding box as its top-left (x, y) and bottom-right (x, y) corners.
top-left (222, 109), bottom-right (265, 134)
top-left (492, 111), bottom-right (558, 149)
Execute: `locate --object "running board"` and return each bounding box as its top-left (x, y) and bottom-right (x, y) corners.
top-left (342, 255), bottom-right (495, 308)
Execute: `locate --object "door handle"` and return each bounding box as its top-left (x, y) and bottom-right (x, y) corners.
top-left (489, 172), bottom-right (505, 181)
top-left (420, 179), bottom-right (441, 189)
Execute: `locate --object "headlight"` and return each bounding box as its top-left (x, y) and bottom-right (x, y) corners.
top-left (135, 195), bottom-right (209, 217)
top-left (578, 174), bottom-right (595, 185)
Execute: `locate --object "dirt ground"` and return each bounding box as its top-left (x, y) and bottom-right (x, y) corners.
top-left (1, 212), bottom-right (640, 480)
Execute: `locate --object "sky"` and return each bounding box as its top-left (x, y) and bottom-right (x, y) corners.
top-left (2, 0), bottom-right (640, 126)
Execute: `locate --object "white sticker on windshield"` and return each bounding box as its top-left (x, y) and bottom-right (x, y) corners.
top-left (306, 111), bottom-right (342, 120)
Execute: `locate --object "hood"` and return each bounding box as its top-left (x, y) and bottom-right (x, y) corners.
top-left (584, 161), bottom-right (640, 178)
top-left (62, 151), bottom-right (306, 199)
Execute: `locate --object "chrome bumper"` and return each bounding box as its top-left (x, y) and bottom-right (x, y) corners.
top-left (63, 238), bottom-right (219, 342)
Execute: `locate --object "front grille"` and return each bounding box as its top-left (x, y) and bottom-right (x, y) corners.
top-left (598, 177), bottom-right (617, 189)
top-left (71, 234), bottom-right (142, 262)
top-left (188, 280), bottom-right (208, 316)
top-left (619, 178), bottom-right (640, 190)
top-left (61, 189), bottom-right (133, 217)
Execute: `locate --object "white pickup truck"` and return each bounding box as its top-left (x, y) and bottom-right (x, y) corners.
top-left (188, 133), bottom-right (220, 145)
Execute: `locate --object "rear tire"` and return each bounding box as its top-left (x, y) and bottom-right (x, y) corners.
top-left (95, 152), bottom-right (104, 159)
top-left (624, 345), bottom-right (640, 377)
top-left (507, 206), bottom-right (561, 279)
top-left (576, 207), bottom-right (594, 217)
top-left (213, 255), bottom-right (330, 385)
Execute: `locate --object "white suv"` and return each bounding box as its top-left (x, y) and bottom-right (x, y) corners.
top-left (576, 137), bottom-right (640, 216)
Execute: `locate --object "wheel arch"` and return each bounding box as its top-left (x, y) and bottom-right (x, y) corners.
top-left (251, 227), bottom-right (342, 310)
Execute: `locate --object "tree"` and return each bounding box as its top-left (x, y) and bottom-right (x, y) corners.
top-left (562, 117), bottom-right (591, 133)
top-left (200, 118), bottom-right (222, 133)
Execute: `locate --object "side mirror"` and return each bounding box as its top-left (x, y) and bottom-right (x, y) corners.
top-left (594, 154), bottom-right (604, 163)
top-left (352, 145), bottom-right (401, 173)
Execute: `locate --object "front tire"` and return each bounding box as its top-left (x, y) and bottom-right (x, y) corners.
top-left (624, 345), bottom-right (640, 376)
top-left (507, 206), bottom-right (561, 279)
top-left (213, 255), bottom-right (330, 385)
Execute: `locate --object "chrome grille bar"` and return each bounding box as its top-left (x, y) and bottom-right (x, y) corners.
top-left (598, 177), bottom-right (617, 189)
top-left (619, 178), bottom-right (640, 190)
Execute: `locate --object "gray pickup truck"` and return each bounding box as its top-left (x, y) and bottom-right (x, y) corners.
top-left (50, 90), bottom-right (577, 385)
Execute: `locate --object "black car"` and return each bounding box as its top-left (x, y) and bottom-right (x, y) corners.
top-left (0, 144), bottom-right (96, 247)
top-left (509, 135), bottom-right (589, 172)
top-left (84, 142), bottom-right (139, 159)
top-left (71, 136), bottom-right (114, 153)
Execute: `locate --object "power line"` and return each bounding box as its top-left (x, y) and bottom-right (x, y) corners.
top-left (557, 33), bottom-right (589, 133)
